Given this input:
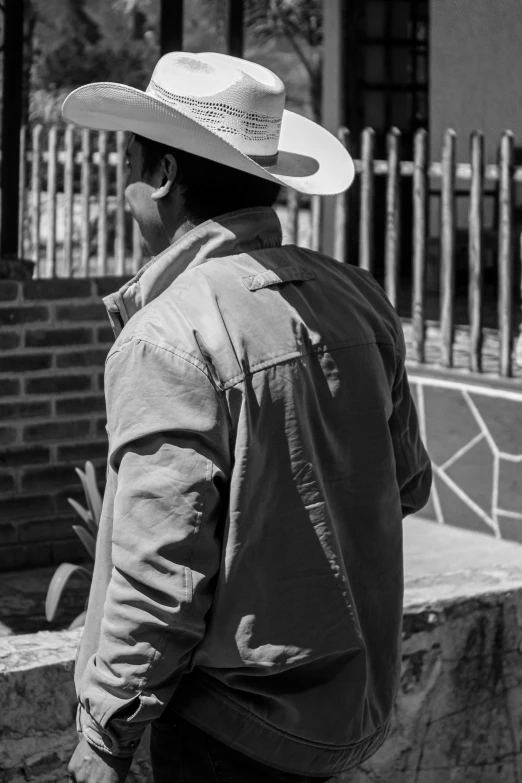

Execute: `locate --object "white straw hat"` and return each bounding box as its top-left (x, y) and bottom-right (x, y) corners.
top-left (62, 52), bottom-right (354, 196)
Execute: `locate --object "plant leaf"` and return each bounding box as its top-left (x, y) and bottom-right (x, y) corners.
top-left (84, 461), bottom-right (103, 525)
top-left (69, 610), bottom-right (87, 630)
top-left (45, 562), bottom-right (92, 622)
top-left (75, 467), bottom-right (96, 522)
top-left (68, 497), bottom-right (97, 537)
top-left (72, 525), bottom-right (96, 559)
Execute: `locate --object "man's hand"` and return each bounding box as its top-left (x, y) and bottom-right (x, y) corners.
top-left (68, 737), bottom-right (133, 783)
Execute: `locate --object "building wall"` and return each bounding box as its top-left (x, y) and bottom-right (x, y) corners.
top-left (430, 0), bottom-right (522, 164)
top-left (0, 277), bottom-right (124, 571)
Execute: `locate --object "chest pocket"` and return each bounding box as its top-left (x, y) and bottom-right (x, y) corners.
top-left (242, 265), bottom-right (316, 291)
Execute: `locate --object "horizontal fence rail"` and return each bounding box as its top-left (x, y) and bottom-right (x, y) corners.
top-left (13, 123), bottom-right (522, 380)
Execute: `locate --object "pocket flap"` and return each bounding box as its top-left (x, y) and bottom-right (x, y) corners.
top-left (242, 265), bottom-right (316, 291)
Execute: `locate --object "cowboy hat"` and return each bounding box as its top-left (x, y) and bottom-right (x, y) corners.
top-left (62, 52), bottom-right (354, 197)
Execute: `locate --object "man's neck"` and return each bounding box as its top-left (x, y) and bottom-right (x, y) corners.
top-left (170, 216), bottom-right (200, 246)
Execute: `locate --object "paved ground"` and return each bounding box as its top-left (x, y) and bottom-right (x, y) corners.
top-left (1, 517), bottom-right (522, 636)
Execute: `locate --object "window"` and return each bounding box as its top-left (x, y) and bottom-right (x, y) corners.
top-left (362, 0), bottom-right (429, 139)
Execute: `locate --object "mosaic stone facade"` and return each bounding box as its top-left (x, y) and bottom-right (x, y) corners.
top-left (409, 373), bottom-right (522, 543)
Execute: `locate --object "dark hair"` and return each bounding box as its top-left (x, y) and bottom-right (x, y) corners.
top-left (134, 134), bottom-right (281, 221)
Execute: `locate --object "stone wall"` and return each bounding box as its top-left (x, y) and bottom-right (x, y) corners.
top-left (0, 277), bottom-right (126, 571)
top-left (0, 628), bottom-right (151, 783)
top-left (343, 566), bottom-right (522, 782)
top-left (3, 567), bottom-right (522, 783)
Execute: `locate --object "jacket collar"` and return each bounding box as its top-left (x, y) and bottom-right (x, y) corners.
top-left (103, 207), bottom-right (283, 337)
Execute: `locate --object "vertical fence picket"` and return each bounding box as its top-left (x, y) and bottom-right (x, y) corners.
top-left (412, 128), bottom-right (428, 363)
top-left (468, 131), bottom-right (484, 373)
top-left (31, 125), bottom-right (42, 275)
top-left (440, 129), bottom-right (457, 368)
top-left (63, 125), bottom-right (75, 277)
top-left (384, 127), bottom-right (401, 307)
top-left (359, 128), bottom-right (375, 272)
top-left (17, 125), bottom-right (27, 258)
top-left (286, 189), bottom-right (299, 244)
top-left (132, 218), bottom-right (143, 273)
top-left (310, 196), bottom-right (321, 251)
top-left (334, 127), bottom-right (349, 263)
top-left (97, 130), bottom-right (108, 276)
top-left (80, 129), bottom-right (91, 276)
top-left (498, 131), bottom-right (514, 377)
top-left (116, 130), bottom-right (126, 275)
top-left (46, 125), bottom-right (58, 277)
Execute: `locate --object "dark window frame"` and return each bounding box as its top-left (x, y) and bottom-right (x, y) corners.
top-left (361, 0), bottom-right (429, 141)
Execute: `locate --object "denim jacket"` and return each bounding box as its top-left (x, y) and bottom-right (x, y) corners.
top-left (75, 207), bottom-right (431, 776)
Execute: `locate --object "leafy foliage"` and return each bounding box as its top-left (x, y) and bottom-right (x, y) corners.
top-left (25, 0), bottom-right (319, 125)
top-left (45, 461), bottom-right (102, 628)
top-left (31, 0), bottom-right (158, 93)
top-left (246, 0), bottom-right (323, 120)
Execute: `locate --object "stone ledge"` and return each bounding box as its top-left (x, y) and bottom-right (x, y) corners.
top-left (0, 628), bottom-right (81, 673)
top-left (405, 567), bottom-right (522, 613)
top-left (345, 518), bottom-right (522, 782)
top-left (0, 630), bottom-right (80, 782)
top-left (0, 628), bottom-right (150, 783)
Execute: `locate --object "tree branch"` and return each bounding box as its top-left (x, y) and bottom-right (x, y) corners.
top-left (283, 29), bottom-right (315, 82)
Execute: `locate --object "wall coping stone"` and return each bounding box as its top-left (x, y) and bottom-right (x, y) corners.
top-left (0, 628), bottom-right (82, 674)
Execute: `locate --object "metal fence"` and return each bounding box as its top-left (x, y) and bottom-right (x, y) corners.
top-left (16, 123), bottom-right (522, 378)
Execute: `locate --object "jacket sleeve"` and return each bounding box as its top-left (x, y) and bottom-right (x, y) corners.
top-left (77, 333), bottom-right (230, 757)
top-left (390, 334), bottom-right (432, 518)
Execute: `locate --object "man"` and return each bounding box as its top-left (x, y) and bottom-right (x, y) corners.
top-left (65, 52), bottom-right (432, 783)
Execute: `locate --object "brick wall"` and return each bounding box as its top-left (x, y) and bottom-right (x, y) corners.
top-left (0, 276), bottom-right (127, 571)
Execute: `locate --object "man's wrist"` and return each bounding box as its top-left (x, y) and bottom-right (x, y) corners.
top-left (77, 703), bottom-right (141, 759)
top-left (87, 737), bottom-right (135, 765)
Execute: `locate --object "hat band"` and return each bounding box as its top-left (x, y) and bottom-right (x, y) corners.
top-left (249, 153), bottom-right (279, 166)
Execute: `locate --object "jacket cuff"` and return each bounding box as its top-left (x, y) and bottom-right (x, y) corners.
top-left (77, 702), bottom-right (142, 759)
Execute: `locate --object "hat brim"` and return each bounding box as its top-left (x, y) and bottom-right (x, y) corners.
top-left (62, 82), bottom-right (354, 196)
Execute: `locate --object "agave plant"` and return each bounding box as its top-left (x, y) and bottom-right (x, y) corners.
top-left (45, 461), bottom-right (103, 630)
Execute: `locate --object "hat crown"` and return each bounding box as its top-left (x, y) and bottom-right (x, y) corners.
top-left (145, 52), bottom-right (286, 158)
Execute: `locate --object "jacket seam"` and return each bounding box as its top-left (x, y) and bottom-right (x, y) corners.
top-left (223, 338), bottom-right (396, 390)
top-left (193, 673), bottom-right (389, 751)
top-left (185, 457), bottom-right (212, 580)
top-left (106, 333), bottom-right (211, 379)
top-left (100, 410), bottom-right (213, 739)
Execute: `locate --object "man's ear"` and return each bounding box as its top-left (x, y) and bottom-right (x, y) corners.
top-left (151, 153), bottom-right (178, 201)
